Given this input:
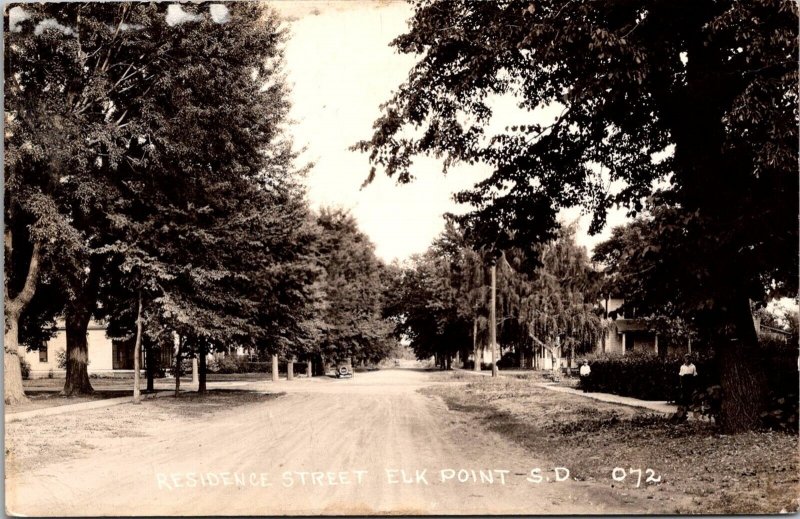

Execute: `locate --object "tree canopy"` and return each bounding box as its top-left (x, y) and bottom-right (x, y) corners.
top-left (313, 209), bottom-right (396, 365)
top-left (359, 0), bottom-right (799, 431)
top-left (4, 2), bottom-right (324, 399)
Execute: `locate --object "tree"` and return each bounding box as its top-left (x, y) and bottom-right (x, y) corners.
top-left (4, 2), bottom-right (103, 402)
top-left (314, 209), bottom-right (397, 367)
top-left (6, 3), bottom-right (318, 401)
top-left (6, 3), bottom-right (186, 397)
top-left (359, 0), bottom-right (798, 432)
top-left (386, 253), bottom-right (465, 368)
top-left (499, 225), bottom-right (602, 373)
top-left (430, 221), bottom-right (489, 369)
top-left (97, 2), bottom-right (317, 395)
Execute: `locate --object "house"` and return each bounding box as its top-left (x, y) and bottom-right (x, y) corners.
top-left (595, 297), bottom-right (692, 357)
top-left (22, 320), bottom-right (148, 378)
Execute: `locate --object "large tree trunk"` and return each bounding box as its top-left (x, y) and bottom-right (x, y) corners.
top-left (62, 317), bottom-right (94, 396)
top-left (271, 354), bottom-right (279, 381)
top-left (4, 236), bottom-right (41, 405)
top-left (63, 255), bottom-right (102, 397)
top-left (287, 357), bottom-right (294, 381)
top-left (306, 357), bottom-right (312, 378)
top-left (133, 291), bottom-right (143, 403)
top-left (4, 315), bottom-right (26, 405)
top-left (718, 298), bottom-right (767, 433)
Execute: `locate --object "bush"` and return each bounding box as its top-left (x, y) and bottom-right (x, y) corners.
top-left (760, 391), bottom-right (799, 432)
top-left (497, 351), bottom-right (518, 368)
top-left (20, 358), bottom-right (30, 380)
top-left (56, 349), bottom-right (67, 369)
top-left (206, 357), bottom-right (220, 373)
top-left (584, 350), bottom-right (718, 402)
top-left (217, 356), bottom-right (243, 374)
top-left (586, 349), bottom-right (799, 432)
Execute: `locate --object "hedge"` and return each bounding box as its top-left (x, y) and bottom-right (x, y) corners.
top-left (583, 349), bottom-right (798, 431)
top-left (583, 350), bottom-right (718, 402)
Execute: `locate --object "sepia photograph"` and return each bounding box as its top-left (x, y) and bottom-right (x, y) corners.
top-left (3, 0), bottom-right (799, 516)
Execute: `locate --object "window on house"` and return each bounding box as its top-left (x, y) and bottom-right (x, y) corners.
top-left (39, 345), bottom-right (48, 363)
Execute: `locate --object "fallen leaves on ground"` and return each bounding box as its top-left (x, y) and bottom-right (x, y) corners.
top-left (422, 376), bottom-right (799, 515)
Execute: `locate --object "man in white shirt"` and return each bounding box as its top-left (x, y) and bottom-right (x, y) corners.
top-left (579, 360), bottom-right (591, 392)
top-left (678, 355), bottom-right (698, 405)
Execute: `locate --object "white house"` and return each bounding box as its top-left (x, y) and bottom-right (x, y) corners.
top-left (22, 320), bottom-right (143, 378)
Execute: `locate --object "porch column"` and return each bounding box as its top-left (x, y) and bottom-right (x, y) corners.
top-left (621, 333), bottom-right (626, 355)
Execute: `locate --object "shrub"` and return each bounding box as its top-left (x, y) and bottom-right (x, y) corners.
top-left (586, 349), bottom-right (798, 432)
top-left (168, 358), bottom-right (194, 377)
top-left (760, 391), bottom-right (799, 432)
top-left (206, 357), bottom-right (220, 373)
top-left (56, 349), bottom-right (67, 369)
top-left (497, 351), bottom-right (518, 368)
top-left (217, 356), bottom-right (243, 374)
top-left (241, 361), bottom-right (271, 373)
top-left (584, 350), bottom-right (718, 402)
top-left (20, 358), bottom-right (30, 380)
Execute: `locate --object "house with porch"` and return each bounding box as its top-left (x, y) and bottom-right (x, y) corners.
top-left (22, 320), bottom-right (152, 378)
top-left (595, 296), bottom-right (692, 357)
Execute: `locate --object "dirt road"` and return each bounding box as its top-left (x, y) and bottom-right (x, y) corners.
top-left (6, 368), bottom-right (675, 515)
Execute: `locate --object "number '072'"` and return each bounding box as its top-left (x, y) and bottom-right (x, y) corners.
top-left (611, 468), bottom-right (662, 488)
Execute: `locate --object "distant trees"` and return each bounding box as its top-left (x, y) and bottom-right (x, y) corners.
top-left (520, 225), bottom-right (603, 371)
top-left (313, 209), bottom-right (397, 367)
top-left (386, 250), bottom-right (467, 368)
top-left (387, 222), bottom-right (601, 371)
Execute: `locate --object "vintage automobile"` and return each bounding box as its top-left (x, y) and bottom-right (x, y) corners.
top-left (335, 363), bottom-right (353, 379)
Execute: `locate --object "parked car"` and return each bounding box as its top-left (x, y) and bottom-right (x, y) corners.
top-left (335, 363), bottom-right (353, 379)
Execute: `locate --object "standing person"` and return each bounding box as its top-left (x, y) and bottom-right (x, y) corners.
top-left (678, 354), bottom-right (698, 406)
top-left (579, 360), bottom-right (592, 392)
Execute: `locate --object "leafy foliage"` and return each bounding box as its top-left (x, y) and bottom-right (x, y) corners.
top-left (357, 0), bottom-right (798, 431)
top-left (313, 209), bottom-right (397, 364)
top-left (5, 3), bottom-right (325, 393)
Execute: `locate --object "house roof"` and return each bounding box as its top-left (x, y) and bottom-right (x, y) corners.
top-left (613, 318), bottom-right (650, 333)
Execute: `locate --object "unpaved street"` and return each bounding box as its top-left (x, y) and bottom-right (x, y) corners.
top-left (6, 369), bottom-right (678, 516)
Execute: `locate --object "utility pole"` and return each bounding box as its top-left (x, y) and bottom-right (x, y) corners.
top-left (490, 262), bottom-right (498, 377)
top-left (133, 290), bottom-right (143, 403)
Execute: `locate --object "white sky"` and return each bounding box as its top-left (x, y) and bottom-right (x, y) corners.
top-left (274, 0), bottom-right (628, 262)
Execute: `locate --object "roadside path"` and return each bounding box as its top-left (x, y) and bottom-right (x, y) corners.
top-left (534, 382), bottom-right (678, 415)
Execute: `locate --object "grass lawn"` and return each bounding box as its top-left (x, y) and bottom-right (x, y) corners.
top-left (422, 375), bottom-right (799, 515)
